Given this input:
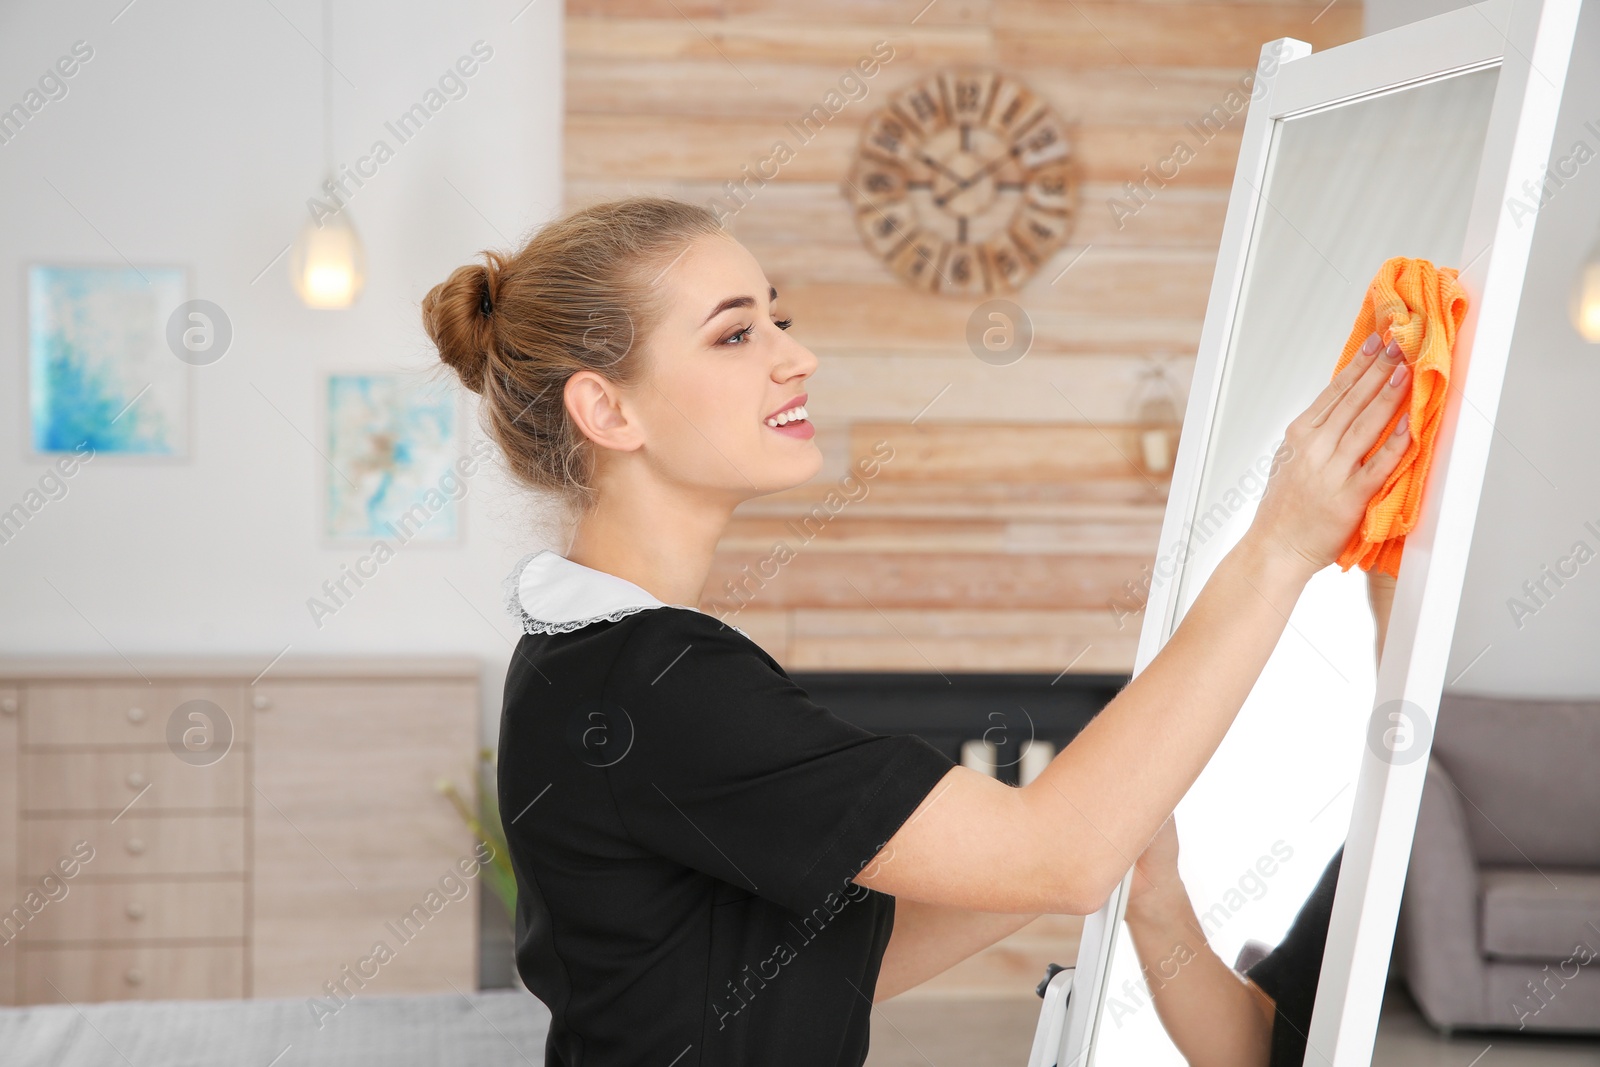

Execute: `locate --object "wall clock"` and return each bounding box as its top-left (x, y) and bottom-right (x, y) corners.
top-left (844, 69), bottom-right (1076, 296)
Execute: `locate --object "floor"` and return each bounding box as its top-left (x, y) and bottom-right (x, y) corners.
top-left (864, 983), bottom-right (1600, 1066)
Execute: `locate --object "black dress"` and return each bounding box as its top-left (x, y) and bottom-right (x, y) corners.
top-left (1246, 845), bottom-right (1346, 1067)
top-left (497, 591), bottom-right (955, 1067)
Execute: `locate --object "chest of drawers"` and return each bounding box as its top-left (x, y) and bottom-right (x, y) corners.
top-left (0, 658), bottom-right (481, 1005)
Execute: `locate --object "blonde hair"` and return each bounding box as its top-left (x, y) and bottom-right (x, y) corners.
top-left (421, 196), bottom-right (726, 514)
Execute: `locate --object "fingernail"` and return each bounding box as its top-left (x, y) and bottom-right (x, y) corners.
top-left (1389, 362), bottom-right (1409, 387)
top-left (1361, 332), bottom-right (1381, 356)
top-left (1391, 418), bottom-right (1410, 439)
top-left (1382, 340), bottom-right (1403, 362)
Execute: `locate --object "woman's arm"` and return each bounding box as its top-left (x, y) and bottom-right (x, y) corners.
top-left (1368, 568), bottom-right (1396, 659)
top-left (1118, 566), bottom-right (1400, 1064)
top-left (873, 903), bottom-right (1040, 1002)
top-left (856, 333), bottom-right (1412, 914)
top-left (1124, 817), bottom-right (1276, 1067)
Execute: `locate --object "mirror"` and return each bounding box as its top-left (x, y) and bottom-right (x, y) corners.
top-left (1089, 63), bottom-right (1501, 1067)
top-left (1049, 0), bottom-right (1589, 1061)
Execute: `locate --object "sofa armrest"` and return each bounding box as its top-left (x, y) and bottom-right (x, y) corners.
top-left (1398, 755), bottom-right (1486, 1028)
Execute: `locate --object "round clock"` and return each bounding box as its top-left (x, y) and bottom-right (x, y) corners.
top-left (844, 69), bottom-right (1077, 296)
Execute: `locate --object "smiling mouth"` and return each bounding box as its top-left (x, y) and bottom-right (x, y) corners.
top-left (764, 404), bottom-right (809, 428)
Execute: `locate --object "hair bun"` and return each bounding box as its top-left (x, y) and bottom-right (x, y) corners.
top-left (479, 253), bottom-right (502, 316)
top-left (421, 255), bottom-right (499, 395)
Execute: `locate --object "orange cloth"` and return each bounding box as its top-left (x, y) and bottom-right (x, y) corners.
top-left (1329, 256), bottom-right (1469, 578)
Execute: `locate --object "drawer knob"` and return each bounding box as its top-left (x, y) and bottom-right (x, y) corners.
top-left (125, 837), bottom-right (146, 855)
top-left (124, 968), bottom-right (143, 986)
top-left (125, 902), bottom-right (146, 921)
top-left (126, 706), bottom-right (147, 724)
top-left (0, 696), bottom-right (16, 715)
top-left (126, 771), bottom-right (148, 790)
top-left (251, 692), bottom-right (271, 710)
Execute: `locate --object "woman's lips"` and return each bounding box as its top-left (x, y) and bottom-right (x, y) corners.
top-left (768, 417), bottom-right (815, 440)
top-left (764, 402), bottom-right (813, 439)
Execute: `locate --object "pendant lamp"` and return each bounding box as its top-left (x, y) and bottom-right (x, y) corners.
top-left (290, 0), bottom-right (365, 309)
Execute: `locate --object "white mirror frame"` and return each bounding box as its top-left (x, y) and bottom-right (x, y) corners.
top-left (1053, 1), bottom-right (1585, 1065)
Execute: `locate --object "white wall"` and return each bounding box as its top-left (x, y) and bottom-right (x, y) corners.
top-left (1364, 0), bottom-right (1473, 35)
top-left (0, 0), bottom-right (564, 745)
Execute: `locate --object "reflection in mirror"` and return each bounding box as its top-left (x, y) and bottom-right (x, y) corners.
top-left (1090, 65), bottom-right (1500, 1067)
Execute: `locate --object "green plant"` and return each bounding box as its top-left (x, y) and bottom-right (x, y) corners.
top-left (437, 746), bottom-right (516, 923)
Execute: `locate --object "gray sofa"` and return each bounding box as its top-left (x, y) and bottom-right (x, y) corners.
top-left (1396, 692), bottom-right (1600, 1033)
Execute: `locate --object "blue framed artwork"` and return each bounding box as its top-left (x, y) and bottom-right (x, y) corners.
top-left (323, 372), bottom-right (463, 544)
top-left (27, 264), bottom-right (190, 457)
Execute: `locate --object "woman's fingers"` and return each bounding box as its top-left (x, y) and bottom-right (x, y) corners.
top-left (1337, 356), bottom-right (1411, 468)
top-left (1353, 411), bottom-right (1411, 492)
top-left (1304, 331), bottom-right (1385, 429)
top-left (1248, 331), bottom-right (1419, 574)
top-left (1318, 338), bottom-right (1406, 445)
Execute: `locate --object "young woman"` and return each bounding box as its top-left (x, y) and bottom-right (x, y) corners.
top-left (1123, 569), bottom-right (1395, 1067)
top-left (421, 196), bottom-right (1413, 1067)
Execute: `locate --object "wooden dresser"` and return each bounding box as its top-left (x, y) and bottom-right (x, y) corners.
top-left (0, 658), bottom-right (481, 1005)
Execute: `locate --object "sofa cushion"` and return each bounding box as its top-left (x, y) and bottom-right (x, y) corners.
top-left (1480, 866), bottom-right (1600, 961)
top-left (1435, 695), bottom-right (1600, 867)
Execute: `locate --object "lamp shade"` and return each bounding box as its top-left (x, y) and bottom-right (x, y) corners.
top-left (290, 207), bottom-right (366, 309)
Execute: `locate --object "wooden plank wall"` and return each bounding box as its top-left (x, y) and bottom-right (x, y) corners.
top-left (565, 0), bottom-right (1361, 674)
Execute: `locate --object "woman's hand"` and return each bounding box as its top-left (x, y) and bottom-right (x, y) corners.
top-left (1244, 332), bottom-right (1412, 577)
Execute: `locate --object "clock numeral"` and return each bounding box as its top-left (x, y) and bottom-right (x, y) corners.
top-left (950, 253), bottom-right (972, 283)
top-left (981, 233), bottom-right (1033, 292)
top-left (853, 201), bottom-right (919, 260)
top-left (1000, 96), bottom-right (1028, 128)
top-left (953, 78), bottom-right (979, 115)
top-left (890, 231), bottom-right (951, 292)
top-left (845, 158), bottom-right (909, 209)
top-left (1014, 116), bottom-right (1071, 170)
top-left (898, 86), bottom-right (944, 131)
top-left (1009, 204), bottom-right (1071, 263)
top-left (985, 241), bottom-right (1024, 289)
top-left (1026, 163), bottom-right (1074, 215)
top-left (872, 121), bottom-right (904, 154)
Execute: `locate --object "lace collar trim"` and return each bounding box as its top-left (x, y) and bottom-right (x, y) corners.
top-left (502, 548), bottom-right (748, 639)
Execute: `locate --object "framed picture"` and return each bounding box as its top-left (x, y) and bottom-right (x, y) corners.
top-left (26, 263), bottom-right (191, 459)
top-left (321, 371), bottom-right (465, 546)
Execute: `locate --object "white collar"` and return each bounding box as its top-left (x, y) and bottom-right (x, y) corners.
top-left (502, 548), bottom-right (748, 639)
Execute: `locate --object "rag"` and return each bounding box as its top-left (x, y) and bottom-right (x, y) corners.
top-left (1329, 255), bottom-right (1469, 578)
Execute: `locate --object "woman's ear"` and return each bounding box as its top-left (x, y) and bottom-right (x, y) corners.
top-left (564, 370), bottom-right (644, 453)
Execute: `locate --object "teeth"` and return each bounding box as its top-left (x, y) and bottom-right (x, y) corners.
top-left (766, 404), bottom-right (809, 427)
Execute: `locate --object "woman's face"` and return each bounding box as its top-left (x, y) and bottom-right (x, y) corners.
top-left (605, 232), bottom-right (823, 502)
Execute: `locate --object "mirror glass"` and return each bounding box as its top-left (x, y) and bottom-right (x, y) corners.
top-left (1089, 64), bottom-right (1501, 1066)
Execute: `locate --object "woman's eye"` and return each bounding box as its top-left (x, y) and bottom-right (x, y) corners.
top-left (722, 318), bottom-right (793, 345)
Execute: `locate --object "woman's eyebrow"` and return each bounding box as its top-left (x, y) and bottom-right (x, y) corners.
top-left (700, 286), bottom-right (779, 327)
